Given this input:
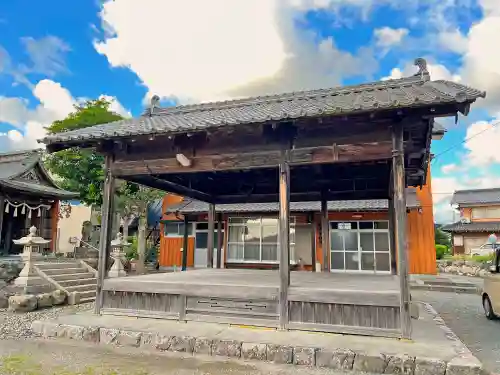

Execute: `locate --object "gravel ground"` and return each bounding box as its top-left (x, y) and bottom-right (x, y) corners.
top-left (413, 290), bottom-right (500, 374)
top-left (0, 302), bottom-right (94, 339)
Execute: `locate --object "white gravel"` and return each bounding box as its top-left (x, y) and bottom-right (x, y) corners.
top-left (0, 302), bottom-right (94, 340)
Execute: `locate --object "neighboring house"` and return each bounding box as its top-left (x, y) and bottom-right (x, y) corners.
top-left (443, 188), bottom-right (500, 254)
top-left (0, 150), bottom-right (78, 255)
top-left (154, 165), bottom-right (437, 274)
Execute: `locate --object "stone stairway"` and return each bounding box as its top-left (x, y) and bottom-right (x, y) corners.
top-left (34, 261), bottom-right (97, 303)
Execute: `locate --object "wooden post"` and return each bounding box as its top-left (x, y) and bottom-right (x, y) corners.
top-left (207, 203), bottom-right (215, 268)
top-left (217, 213), bottom-right (223, 268)
top-left (278, 150), bottom-right (290, 329)
top-left (182, 215), bottom-right (189, 271)
top-left (388, 198), bottom-right (397, 275)
top-left (321, 199), bottom-right (330, 272)
top-left (95, 154), bottom-right (116, 315)
top-left (309, 213), bottom-right (317, 272)
top-left (392, 122), bottom-right (412, 339)
top-left (0, 196), bottom-right (4, 249)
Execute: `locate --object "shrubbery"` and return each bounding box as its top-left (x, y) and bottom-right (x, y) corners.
top-left (435, 244), bottom-right (448, 260)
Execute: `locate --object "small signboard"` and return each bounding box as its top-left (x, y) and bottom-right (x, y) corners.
top-left (338, 222), bottom-right (351, 230)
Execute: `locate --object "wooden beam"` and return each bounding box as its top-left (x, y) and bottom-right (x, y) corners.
top-left (321, 199), bottom-right (330, 272)
top-left (111, 142), bottom-right (393, 176)
top-left (181, 216), bottom-right (189, 271)
top-left (95, 154), bottom-right (116, 315)
top-left (278, 150), bottom-right (290, 330)
top-left (392, 122), bottom-right (412, 339)
top-left (214, 189), bottom-right (388, 204)
top-left (127, 176), bottom-right (213, 203)
top-left (207, 203), bottom-right (215, 269)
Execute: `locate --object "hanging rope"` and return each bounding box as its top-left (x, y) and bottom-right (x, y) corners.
top-left (4, 200), bottom-right (51, 217)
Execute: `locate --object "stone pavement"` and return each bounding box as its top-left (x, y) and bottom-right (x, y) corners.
top-left (32, 302), bottom-right (484, 375)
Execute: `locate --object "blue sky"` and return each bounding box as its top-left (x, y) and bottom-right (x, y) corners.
top-left (1, 0), bottom-right (499, 223)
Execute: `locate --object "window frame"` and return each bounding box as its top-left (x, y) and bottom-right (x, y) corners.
top-left (330, 220), bottom-right (391, 273)
top-left (163, 221), bottom-right (193, 237)
top-left (226, 216), bottom-right (296, 263)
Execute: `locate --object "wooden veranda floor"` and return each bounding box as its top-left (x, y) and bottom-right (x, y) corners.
top-left (101, 269), bottom-right (403, 337)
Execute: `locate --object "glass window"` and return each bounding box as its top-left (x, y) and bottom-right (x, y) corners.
top-left (329, 220), bottom-right (391, 273)
top-left (227, 216), bottom-right (295, 262)
top-left (164, 222), bottom-right (192, 236)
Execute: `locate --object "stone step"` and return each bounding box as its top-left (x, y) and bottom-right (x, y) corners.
top-left (52, 273), bottom-right (95, 281)
top-left (66, 284), bottom-right (97, 292)
top-left (79, 297), bottom-right (96, 304)
top-left (420, 280), bottom-right (476, 288)
top-left (78, 290), bottom-right (96, 300)
top-left (35, 262), bottom-right (80, 269)
top-left (42, 268), bottom-right (88, 276)
top-left (58, 278), bottom-right (97, 287)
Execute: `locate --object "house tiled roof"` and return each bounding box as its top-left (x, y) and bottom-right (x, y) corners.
top-left (451, 188), bottom-right (500, 206)
top-left (442, 221), bottom-right (500, 233)
top-left (42, 59), bottom-right (485, 148)
top-left (164, 188), bottom-right (420, 215)
top-left (0, 150), bottom-right (78, 199)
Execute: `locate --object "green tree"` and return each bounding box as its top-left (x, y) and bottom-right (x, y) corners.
top-left (44, 99), bottom-right (123, 206)
top-left (435, 226), bottom-right (451, 248)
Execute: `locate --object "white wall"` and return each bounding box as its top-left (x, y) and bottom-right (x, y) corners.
top-left (57, 205), bottom-right (92, 254)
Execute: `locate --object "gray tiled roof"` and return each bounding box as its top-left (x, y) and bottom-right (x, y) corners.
top-left (42, 62), bottom-right (485, 147)
top-left (442, 221), bottom-right (500, 233)
top-left (451, 188), bottom-right (500, 206)
top-left (165, 188), bottom-right (420, 214)
top-left (0, 150), bottom-right (78, 199)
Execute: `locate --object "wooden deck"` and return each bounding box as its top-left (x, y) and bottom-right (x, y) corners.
top-left (102, 269), bottom-right (402, 337)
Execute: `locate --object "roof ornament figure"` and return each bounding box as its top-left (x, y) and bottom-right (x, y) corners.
top-left (149, 95), bottom-right (160, 117)
top-left (414, 58), bottom-right (430, 80)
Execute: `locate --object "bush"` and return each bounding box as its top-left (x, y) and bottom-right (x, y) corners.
top-left (125, 236), bottom-right (138, 261)
top-left (435, 244), bottom-right (448, 260)
top-left (471, 253), bottom-right (495, 263)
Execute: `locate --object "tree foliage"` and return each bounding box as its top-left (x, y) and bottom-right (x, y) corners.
top-left (44, 99), bottom-right (123, 206)
top-left (435, 226), bottom-right (451, 248)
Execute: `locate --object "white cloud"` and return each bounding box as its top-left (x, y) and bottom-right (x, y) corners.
top-left (94, 0), bottom-right (380, 103)
top-left (463, 117), bottom-right (500, 166)
top-left (0, 80), bottom-right (128, 152)
top-left (100, 95), bottom-right (131, 118)
top-left (441, 164), bottom-right (458, 174)
top-left (33, 79), bottom-right (75, 118)
top-left (21, 36), bottom-right (71, 77)
top-left (437, 29), bottom-right (468, 54)
top-left (374, 27), bottom-right (408, 48)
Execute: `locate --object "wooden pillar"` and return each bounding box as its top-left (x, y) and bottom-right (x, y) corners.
top-left (207, 203), bottom-right (215, 268)
top-left (388, 198), bottom-right (397, 275)
top-left (278, 150), bottom-right (290, 329)
top-left (217, 213), bottom-right (223, 268)
top-left (181, 215), bottom-right (189, 271)
top-left (309, 213), bottom-right (316, 272)
top-left (0, 196), bottom-right (4, 249)
top-left (321, 199), bottom-right (330, 272)
top-left (392, 122), bottom-right (412, 339)
top-left (95, 154), bottom-right (116, 315)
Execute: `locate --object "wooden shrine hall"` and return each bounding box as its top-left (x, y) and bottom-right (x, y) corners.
top-left (43, 58), bottom-right (485, 339)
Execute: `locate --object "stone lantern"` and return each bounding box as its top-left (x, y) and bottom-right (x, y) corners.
top-left (13, 226), bottom-right (51, 294)
top-left (108, 232), bottom-right (130, 278)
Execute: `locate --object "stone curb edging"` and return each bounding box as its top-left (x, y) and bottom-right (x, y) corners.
top-left (411, 284), bottom-right (481, 295)
top-left (31, 319), bottom-right (484, 375)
